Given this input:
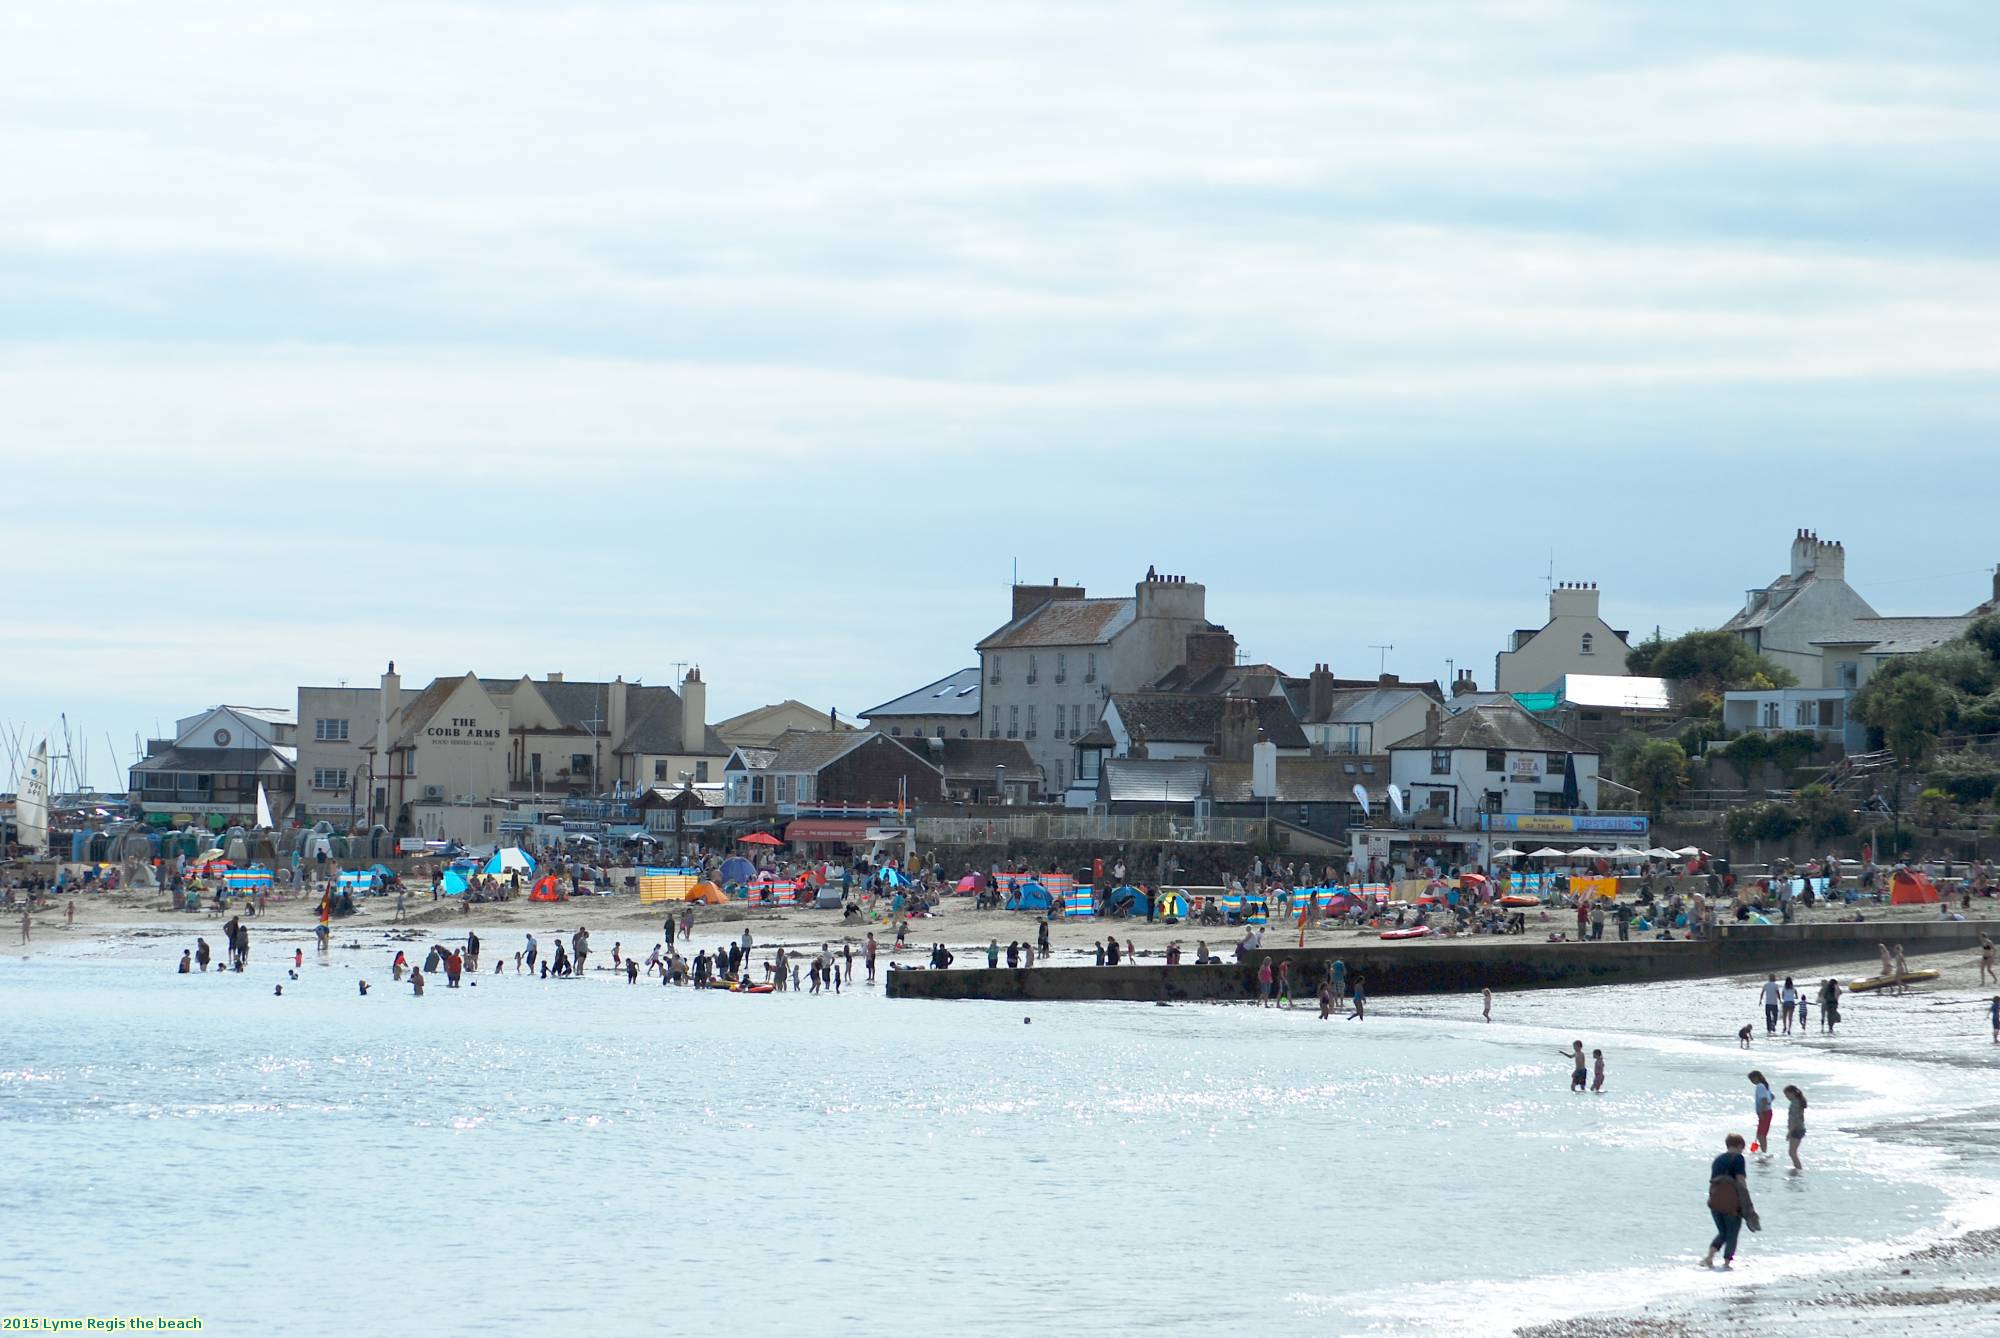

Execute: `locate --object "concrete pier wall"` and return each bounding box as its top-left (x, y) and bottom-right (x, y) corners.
top-left (884, 919), bottom-right (1998, 1003)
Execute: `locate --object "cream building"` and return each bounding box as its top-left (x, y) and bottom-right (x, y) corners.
top-left (1494, 583), bottom-right (1632, 693)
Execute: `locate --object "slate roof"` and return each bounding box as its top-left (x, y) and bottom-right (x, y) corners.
top-left (1072, 722), bottom-right (1115, 749)
top-left (1811, 616), bottom-right (1976, 656)
top-left (863, 668), bottom-right (982, 719)
top-left (1385, 702), bottom-right (1592, 755)
top-left (1152, 663), bottom-right (1288, 695)
top-left (616, 686), bottom-right (728, 757)
top-left (764, 729), bottom-right (885, 775)
top-left (1109, 693), bottom-right (1309, 750)
top-left (889, 735), bottom-right (1035, 781)
top-left (131, 746), bottom-right (296, 775)
top-left (389, 674), bottom-right (474, 748)
top-left (1100, 757), bottom-right (1210, 804)
top-left (727, 747), bottom-right (777, 772)
top-left (1208, 758), bottom-right (1363, 804)
top-left (977, 597), bottom-right (1135, 650)
top-left (1315, 685), bottom-right (1431, 725)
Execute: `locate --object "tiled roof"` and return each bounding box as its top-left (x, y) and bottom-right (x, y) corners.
top-left (977, 597), bottom-right (1135, 650)
top-left (1072, 722), bottom-right (1115, 749)
top-left (1316, 686), bottom-right (1430, 725)
top-left (1110, 693), bottom-right (1309, 750)
top-left (1153, 662), bottom-right (1287, 695)
top-left (1100, 757), bottom-right (1209, 804)
top-left (1385, 702), bottom-right (1591, 755)
top-left (727, 747), bottom-right (777, 772)
top-left (863, 668), bottom-right (982, 719)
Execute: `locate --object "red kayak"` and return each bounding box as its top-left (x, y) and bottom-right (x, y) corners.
top-left (1378, 926), bottom-right (1432, 940)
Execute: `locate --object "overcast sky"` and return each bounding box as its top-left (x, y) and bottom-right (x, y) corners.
top-left (5, 0), bottom-right (1999, 788)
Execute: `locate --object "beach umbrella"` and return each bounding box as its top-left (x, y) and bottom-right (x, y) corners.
top-left (192, 848), bottom-right (228, 865)
top-left (1569, 846), bottom-right (1603, 859)
top-left (1611, 846), bottom-right (1648, 861)
top-left (739, 832), bottom-right (783, 847)
top-left (1529, 847), bottom-right (1567, 858)
top-left (1645, 847), bottom-right (1678, 859)
top-left (1492, 846), bottom-right (1527, 859)
top-left (720, 856), bottom-right (756, 884)
top-left (1674, 846), bottom-right (1705, 857)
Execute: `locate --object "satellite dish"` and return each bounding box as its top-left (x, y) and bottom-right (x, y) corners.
top-left (1351, 783), bottom-right (1370, 819)
top-left (1387, 784), bottom-right (1408, 823)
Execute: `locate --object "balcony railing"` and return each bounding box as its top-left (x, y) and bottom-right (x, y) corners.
top-left (914, 813), bottom-right (1270, 845)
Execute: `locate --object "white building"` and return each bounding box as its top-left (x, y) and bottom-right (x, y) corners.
top-left (129, 705), bottom-right (298, 828)
top-left (1495, 583), bottom-right (1632, 692)
top-left (1385, 702), bottom-right (1599, 828)
top-left (862, 668), bottom-right (982, 739)
top-left (976, 572), bottom-right (1237, 794)
top-left (1718, 530), bottom-right (1879, 684)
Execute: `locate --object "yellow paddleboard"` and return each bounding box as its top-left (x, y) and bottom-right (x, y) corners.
top-left (1846, 969), bottom-right (1940, 993)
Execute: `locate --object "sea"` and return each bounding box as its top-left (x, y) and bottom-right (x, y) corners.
top-left (4, 928), bottom-right (1998, 1337)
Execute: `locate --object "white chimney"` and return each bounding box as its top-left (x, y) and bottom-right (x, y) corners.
top-left (680, 667), bottom-right (706, 752)
top-left (1251, 739), bottom-right (1278, 799)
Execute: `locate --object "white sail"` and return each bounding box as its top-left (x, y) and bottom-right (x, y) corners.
top-left (16, 740), bottom-right (50, 856)
top-left (256, 782), bottom-right (274, 830)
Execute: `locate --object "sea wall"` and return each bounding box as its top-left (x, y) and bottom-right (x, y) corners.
top-left (884, 919), bottom-right (1998, 1003)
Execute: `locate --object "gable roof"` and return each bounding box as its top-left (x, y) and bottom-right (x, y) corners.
top-left (389, 674), bottom-right (482, 748)
top-left (1208, 757), bottom-right (1363, 804)
top-left (1152, 662), bottom-right (1289, 695)
top-left (713, 700), bottom-right (843, 734)
top-left (863, 668), bottom-right (982, 719)
top-left (616, 685), bottom-right (728, 757)
top-left (1315, 685), bottom-right (1433, 726)
top-left (765, 729), bottom-right (886, 775)
top-left (1109, 693), bottom-right (1309, 750)
top-left (725, 746), bottom-right (777, 772)
top-left (1811, 616), bottom-right (1976, 657)
top-left (977, 597), bottom-right (1135, 650)
top-left (1385, 702), bottom-right (1591, 755)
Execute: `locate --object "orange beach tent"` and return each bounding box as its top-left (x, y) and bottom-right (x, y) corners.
top-left (529, 875), bottom-right (564, 902)
top-left (684, 882), bottom-right (726, 905)
top-left (1889, 869), bottom-right (1940, 905)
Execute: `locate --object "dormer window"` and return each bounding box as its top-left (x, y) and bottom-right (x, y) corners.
top-left (1580, 633), bottom-right (1594, 656)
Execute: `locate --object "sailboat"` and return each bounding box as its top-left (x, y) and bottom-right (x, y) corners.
top-left (256, 781), bottom-right (274, 831)
top-left (16, 739), bottom-right (50, 858)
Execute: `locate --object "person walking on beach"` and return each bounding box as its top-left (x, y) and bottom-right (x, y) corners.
top-left (524, 933), bottom-right (538, 972)
top-left (1482, 987), bottom-right (1492, 1023)
top-left (1591, 1049), bottom-right (1606, 1093)
top-left (1780, 977), bottom-right (1798, 1034)
top-left (1330, 958), bottom-right (1348, 1014)
top-left (1348, 973), bottom-right (1367, 1020)
top-left (1783, 1085), bottom-right (1808, 1170)
top-left (195, 938), bottom-right (211, 972)
top-left (1892, 944), bottom-right (1911, 995)
top-left (1760, 975), bottom-right (1781, 1034)
top-left (1980, 934), bottom-right (1996, 986)
top-left (410, 966), bottom-right (425, 996)
top-left (1036, 920), bottom-right (1050, 958)
top-left (1749, 1071), bottom-right (1775, 1153)
top-left (864, 932), bottom-right (878, 984)
top-left (1562, 1041), bottom-right (1587, 1092)
top-left (1318, 977), bottom-right (1334, 1019)
top-left (1820, 978), bottom-right (1841, 1034)
top-left (19, 904), bottom-right (29, 945)
top-left (1701, 1133), bottom-right (1758, 1270)
top-left (1988, 995), bottom-right (1999, 1044)
top-left (1256, 957), bottom-right (1274, 1007)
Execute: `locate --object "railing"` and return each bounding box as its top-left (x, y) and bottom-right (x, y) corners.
top-left (914, 813), bottom-right (1271, 845)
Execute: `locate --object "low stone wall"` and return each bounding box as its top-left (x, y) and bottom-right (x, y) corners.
top-left (884, 919), bottom-right (1998, 1003)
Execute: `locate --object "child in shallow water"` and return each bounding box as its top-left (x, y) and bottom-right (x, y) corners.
top-left (1591, 1049), bottom-right (1606, 1093)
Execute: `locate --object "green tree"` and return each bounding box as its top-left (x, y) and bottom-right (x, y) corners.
top-left (1632, 630), bottom-right (1797, 695)
top-left (1791, 783), bottom-right (1850, 840)
top-left (1627, 739), bottom-right (1689, 818)
top-left (1726, 800), bottom-right (1797, 844)
top-left (1914, 787), bottom-right (1956, 833)
top-left (1853, 669), bottom-right (1959, 770)
top-left (1926, 750), bottom-right (2000, 804)
top-left (1965, 612), bottom-right (2000, 663)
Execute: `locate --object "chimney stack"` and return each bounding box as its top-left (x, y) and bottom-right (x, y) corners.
top-left (1452, 669), bottom-right (1476, 697)
top-left (1308, 663), bottom-right (1336, 722)
top-left (1215, 697), bottom-right (1258, 763)
top-left (1012, 580), bottom-right (1085, 620)
top-left (679, 667), bottom-right (705, 751)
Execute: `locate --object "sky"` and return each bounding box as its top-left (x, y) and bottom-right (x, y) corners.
top-left (4, 0), bottom-right (2000, 789)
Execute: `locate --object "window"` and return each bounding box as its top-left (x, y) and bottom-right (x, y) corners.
top-left (314, 718), bottom-right (348, 741)
top-left (935, 726), bottom-right (945, 737)
top-left (776, 775), bottom-right (792, 802)
top-left (989, 657), bottom-right (1002, 685)
top-left (1054, 709), bottom-right (1065, 740)
top-left (482, 814), bottom-right (494, 834)
top-left (890, 726), bottom-right (902, 736)
top-left (1430, 750), bottom-right (1451, 776)
top-left (1580, 633), bottom-right (1595, 656)
top-left (1056, 653), bottom-right (1067, 683)
top-left (1343, 762), bottom-right (1357, 775)
top-left (1761, 701), bottom-right (1780, 728)
top-left (1027, 654), bottom-right (1038, 684)
top-left (1007, 705), bottom-right (1019, 739)
top-left (1026, 705), bottom-right (1036, 738)
top-left (570, 753), bottom-right (592, 776)
top-left (989, 708), bottom-right (999, 738)
top-left (1484, 790), bottom-right (1504, 814)
top-left (751, 775), bottom-right (766, 804)
top-left (1055, 760), bottom-right (1067, 789)
top-left (1837, 661), bottom-right (1859, 689)
top-left (1362, 762), bottom-right (1376, 775)
top-left (796, 774), bottom-right (812, 802)
top-left (1072, 704), bottom-right (1085, 735)
top-left (958, 728), bottom-right (969, 738)
top-left (696, 761), bottom-right (709, 782)
top-left (1086, 653), bottom-right (1097, 683)
top-left (1794, 701), bottom-right (1818, 728)
top-left (1534, 791), bottom-right (1563, 813)
top-left (1485, 749), bottom-right (1506, 773)
top-left (530, 752), bottom-right (542, 777)
top-left (654, 761), bottom-right (668, 781)
top-left (1820, 700), bottom-right (1843, 729)
top-left (312, 768), bottom-right (348, 790)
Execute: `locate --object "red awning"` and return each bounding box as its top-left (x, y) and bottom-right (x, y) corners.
top-left (784, 819), bottom-right (872, 842)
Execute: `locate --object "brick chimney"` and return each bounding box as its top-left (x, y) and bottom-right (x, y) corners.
top-left (1814, 537), bottom-right (1845, 581)
top-left (679, 667), bottom-right (706, 751)
top-left (1182, 628), bottom-right (1237, 684)
top-left (1012, 578), bottom-right (1085, 621)
top-left (1215, 697), bottom-right (1258, 763)
top-left (1789, 529), bottom-right (1819, 579)
top-left (1452, 669), bottom-right (1476, 697)
top-left (1308, 663), bottom-right (1336, 722)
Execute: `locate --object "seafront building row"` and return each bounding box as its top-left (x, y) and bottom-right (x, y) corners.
top-left (66, 530), bottom-right (2000, 868)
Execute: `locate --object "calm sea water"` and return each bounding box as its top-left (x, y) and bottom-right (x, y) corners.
top-left (4, 929), bottom-right (1997, 1337)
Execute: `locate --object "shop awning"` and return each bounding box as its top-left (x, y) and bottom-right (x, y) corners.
top-left (784, 818), bottom-right (871, 842)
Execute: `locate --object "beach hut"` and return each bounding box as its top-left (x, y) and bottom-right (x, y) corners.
top-left (1889, 869), bottom-right (1940, 905)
